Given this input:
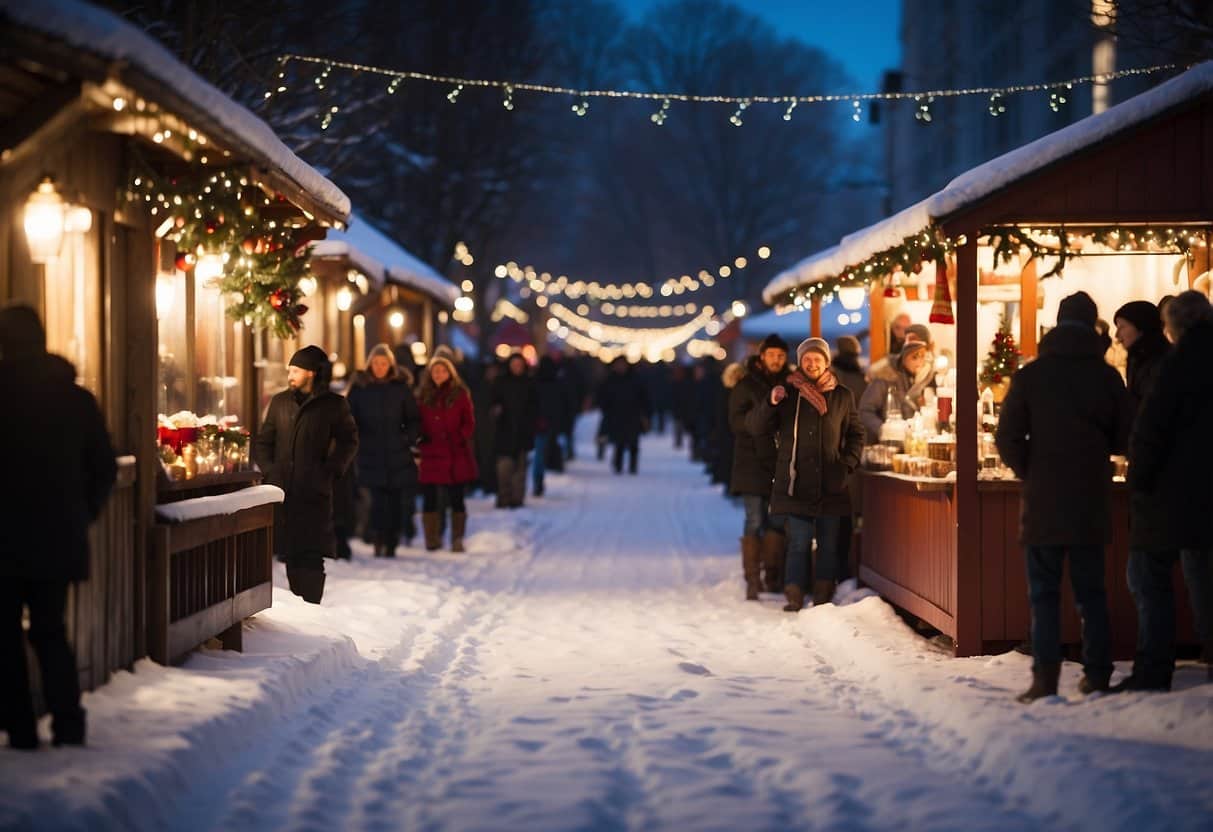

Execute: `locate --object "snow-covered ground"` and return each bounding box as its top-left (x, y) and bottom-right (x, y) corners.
top-left (3, 417), bottom-right (1212, 831)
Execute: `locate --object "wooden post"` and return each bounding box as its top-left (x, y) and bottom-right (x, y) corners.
top-left (869, 284), bottom-right (887, 361)
top-left (422, 298), bottom-right (434, 349)
top-left (810, 295), bottom-right (822, 338)
top-left (1020, 257), bottom-right (1038, 358)
top-left (953, 233), bottom-right (982, 657)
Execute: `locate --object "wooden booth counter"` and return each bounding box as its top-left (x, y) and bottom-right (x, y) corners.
top-left (859, 470), bottom-right (1199, 659)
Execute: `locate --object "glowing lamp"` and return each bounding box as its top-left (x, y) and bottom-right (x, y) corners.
top-left (336, 286), bottom-right (353, 312)
top-left (23, 177), bottom-right (65, 264)
top-left (389, 310), bottom-right (405, 329)
top-left (837, 285), bottom-right (867, 311)
top-left (454, 296), bottom-right (474, 313)
top-left (194, 253), bottom-right (225, 283)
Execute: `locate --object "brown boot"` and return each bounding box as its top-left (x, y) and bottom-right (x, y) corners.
top-left (450, 512), bottom-right (467, 553)
top-left (783, 584), bottom-right (804, 613)
top-left (740, 535), bottom-right (761, 600)
top-left (760, 530), bottom-right (786, 593)
top-left (812, 579), bottom-right (835, 607)
top-left (1016, 662), bottom-right (1060, 703)
top-left (422, 512), bottom-right (442, 551)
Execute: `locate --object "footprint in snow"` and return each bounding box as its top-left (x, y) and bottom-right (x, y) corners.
top-left (512, 715), bottom-right (556, 725)
top-left (513, 739), bottom-right (546, 752)
top-left (678, 661), bottom-right (712, 676)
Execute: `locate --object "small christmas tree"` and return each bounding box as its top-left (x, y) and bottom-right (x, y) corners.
top-left (980, 315), bottom-right (1021, 385)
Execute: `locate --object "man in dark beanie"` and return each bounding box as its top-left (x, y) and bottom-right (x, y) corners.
top-left (728, 333), bottom-right (791, 599)
top-left (996, 291), bottom-right (1131, 702)
top-left (254, 345), bottom-right (358, 603)
top-left (1113, 300), bottom-right (1170, 417)
top-left (0, 305), bottom-right (116, 749)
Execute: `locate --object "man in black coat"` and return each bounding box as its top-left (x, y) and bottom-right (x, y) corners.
top-left (597, 357), bottom-right (651, 474)
top-left (996, 292), bottom-right (1132, 702)
top-left (0, 306), bottom-right (116, 749)
top-left (490, 353), bottom-right (539, 508)
top-left (728, 334), bottom-right (791, 599)
top-left (254, 346), bottom-right (358, 603)
top-left (1115, 291), bottom-right (1213, 691)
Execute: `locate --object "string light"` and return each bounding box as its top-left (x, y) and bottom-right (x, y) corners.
top-left (851, 99), bottom-right (862, 122)
top-left (503, 84), bottom-right (514, 110)
top-left (651, 98), bottom-right (671, 125)
top-left (914, 95), bottom-right (934, 124)
top-left (387, 76), bottom-right (403, 95)
top-left (783, 100), bottom-right (798, 121)
top-left (729, 99), bottom-right (751, 127)
top-left (988, 92), bottom-right (1006, 117)
top-left (274, 53), bottom-right (1176, 123)
top-left (1049, 83), bottom-right (1072, 112)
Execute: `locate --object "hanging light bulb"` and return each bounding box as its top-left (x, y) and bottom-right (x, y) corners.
top-left (503, 84), bottom-right (514, 110)
top-left (729, 99), bottom-right (751, 127)
top-left (783, 100), bottom-right (798, 122)
top-left (447, 84), bottom-right (464, 103)
top-left (651, 98), bottom-right (671, 125)
top-left (851, 99), bottom-right (862, 122)
top-left (571, 95), bottom-right (590, 116)
top-left (914, 95), bottom-right (934, 124)
top-left (336, 285), bottom-right (353, 312)
top-left (988, 92), bottom-right (1006, 117)
top-left (23, 177), bottom-right (65, 264)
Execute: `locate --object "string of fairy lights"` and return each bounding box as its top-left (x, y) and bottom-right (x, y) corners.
top-left (268, 53), bottom-right (1178, 129)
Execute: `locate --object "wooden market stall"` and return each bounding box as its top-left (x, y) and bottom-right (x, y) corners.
top-left (308, 212), bottom-right (459, 382)
top-left (764, 62), bottom-right (1213, 657)
top-left (1, 0), bottom-right (350, 674)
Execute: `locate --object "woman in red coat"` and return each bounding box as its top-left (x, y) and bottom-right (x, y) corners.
top-left (417, 356), bottom-right (478, 552)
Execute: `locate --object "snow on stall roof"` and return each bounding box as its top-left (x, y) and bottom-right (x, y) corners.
top-left (154, 485), bottom-right (284, 524)
top-left (0, 0), bottom-right (350, 223)
top-left (929, 60), bottom-right (1213, 221)
top-left (311, 214), bottom-right (459, 305)
top-left (763, 62), bottom-right (1213, 303)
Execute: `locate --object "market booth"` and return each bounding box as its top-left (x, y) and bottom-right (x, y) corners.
top-left (1, 0), bottom-right (350, 676)
top-left (308, 213), bottom-right (460, 380)
top-left (764, 63), bottom-right (1213, 657)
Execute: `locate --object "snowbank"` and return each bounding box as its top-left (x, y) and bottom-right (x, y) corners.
top-left (153, 485), bottom-right (284, 524)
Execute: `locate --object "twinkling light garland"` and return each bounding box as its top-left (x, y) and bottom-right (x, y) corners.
top-left (269, 53), bottom-right (1177, 127)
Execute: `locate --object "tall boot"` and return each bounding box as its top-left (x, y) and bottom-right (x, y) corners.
top-left (812, 579), bottom-right (835, 607)
top-left (783, 584), bottom-right (804, 613)
top-left (760, 530), bottom-right (786, 593)
top-left (422, 512), bottom-right (442, 551)
top-left (450, 512), bottom-right (468, 553)
top-left (740, 535), bottom-right (761, 601)
top-left (1016, 662), bottom-right (1060, 703)
top-left (286, 565), bottom-right (304, 597)
top-left (287, 566), bottom-right (325, 604)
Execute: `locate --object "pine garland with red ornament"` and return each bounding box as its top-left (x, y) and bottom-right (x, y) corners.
top-left (979, 314), bottom-right (1021, 385)
top-left (125, 162), bottom-right (313, 339)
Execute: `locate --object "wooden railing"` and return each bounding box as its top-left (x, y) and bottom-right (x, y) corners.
top-left (148, 501), bottom-right (275, 665)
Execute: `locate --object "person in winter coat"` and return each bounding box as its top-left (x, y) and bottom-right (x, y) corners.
top-left (491, 354), bottom-right (539, 508)
top-left (533, 356), bottom-right (570, 497)
top-left (255, 346), bottom-right (359, 604)
top-left (1114, 300), bottom-right (1170, 418)
top-left (347, 344), bottom-right (421, 558)
top-left (0, 306), bottom-right (116, 750)
top-left (747, 337), bottom-right (865, 612)
top-left (858, 339), bottom-right (931, 442)
top-left (417, 356), bottom-right (478, 550)
top-left (729, 334), bottom-right (792, 599)
top-left (598, 357), bottom-right (652, 474)
top-left (995, 292), bottom-right (1132, 702)
top-left (832, 335), bottom-right (867, 402)
top-left (1114, 291), bottom-right (1213, 692)
top-left (713, 364), bottom-right (744, 489)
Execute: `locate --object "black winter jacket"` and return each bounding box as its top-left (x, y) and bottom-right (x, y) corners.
top-left (346, 369), bottom-right (420, 489)
top-left (0, 354), bottom-right (117, 581)
top-left (728, 358), bottom-right (789, 496)
top-left (995, 324), bottom-right (1131, 545)
top-left (1125, 329), bottom-right (1170, 417)
top-left (1128, 320), bottom-right (1213, 551)
top-left (491, 373), bottom-right (539, 457)
top-left (254, 387), bottom-right (359, 558)
top-left (746, 380), bottom-right (864, 517)
top-left (598, 371), bottom-right (651, 443)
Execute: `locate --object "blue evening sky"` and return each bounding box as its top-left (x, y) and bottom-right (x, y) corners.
top-left (619, 0), bottom-right (903, 92)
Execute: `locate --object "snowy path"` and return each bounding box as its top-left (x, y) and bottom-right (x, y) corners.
top-left (160, 424), bottom-right (1038, 832)
top-left (3, 416), bottom-right (1212, 831)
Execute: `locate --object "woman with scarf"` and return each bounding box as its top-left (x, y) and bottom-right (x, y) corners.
top-left (858, 339), bottom-right (932, 443)
top-left (747, 338), bottom-right (865, 612)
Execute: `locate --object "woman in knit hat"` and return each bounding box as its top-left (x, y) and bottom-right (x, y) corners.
top-left (1113, 300), bottom-right (1170, 415)
top-left (347, 344), bottom-right (421, 557)
top-left (746, 337), bottom-right (865, 611)
top-left (857, 338), bottom-right (930, 443)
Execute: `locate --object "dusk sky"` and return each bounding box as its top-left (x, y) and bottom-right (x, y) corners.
top-left (620, 0), bottom-right (903, 92)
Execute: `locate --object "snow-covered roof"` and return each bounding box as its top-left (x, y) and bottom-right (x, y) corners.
top-left (763, 61), bottom-right (1213, 303)
top-left (311, 214), bottom-right (460, 307)
top-left (0, 0), bottom-right (350, 224)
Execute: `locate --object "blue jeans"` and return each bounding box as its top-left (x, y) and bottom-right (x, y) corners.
top-left (741, 496), bottom-right (770, 538)
top-left (532, 433), bottom-right (549, 492)
top-left (772, 514), bottom-right (841, 589)
top-left (1127, 549), bottom-right (1213, 681)
top-left (1025, 545), bottom-right (1111, 678)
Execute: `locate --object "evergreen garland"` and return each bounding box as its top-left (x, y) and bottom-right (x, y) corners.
top-left (124, 162), bottom-right (314, 338)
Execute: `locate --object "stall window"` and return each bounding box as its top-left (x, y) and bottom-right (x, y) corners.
top-left (194, 274), bottom-right (243, 422)
top-left (43, 218), bottom-right (101, 394)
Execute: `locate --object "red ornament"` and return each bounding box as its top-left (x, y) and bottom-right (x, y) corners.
top-left (241, 235), bottom-right (257, 254)
top-left (174, 252), bottom-right (195, 271)
top-left (269, 288), bottom-right (288, 310)
top-left (205, 222), bottom-right (217, 234)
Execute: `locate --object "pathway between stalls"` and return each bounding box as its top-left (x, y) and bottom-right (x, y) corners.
top-left (164, 419), bottom-right (1042, 832)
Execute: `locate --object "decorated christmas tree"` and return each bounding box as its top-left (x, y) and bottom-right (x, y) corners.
top-left (979, 315), bottom-right (1021, 385)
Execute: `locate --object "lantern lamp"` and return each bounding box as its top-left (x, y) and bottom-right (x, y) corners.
top-left (23, 177), bottom-right (65, 264)
top-left (837, 285), bottom-right (867, 311)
